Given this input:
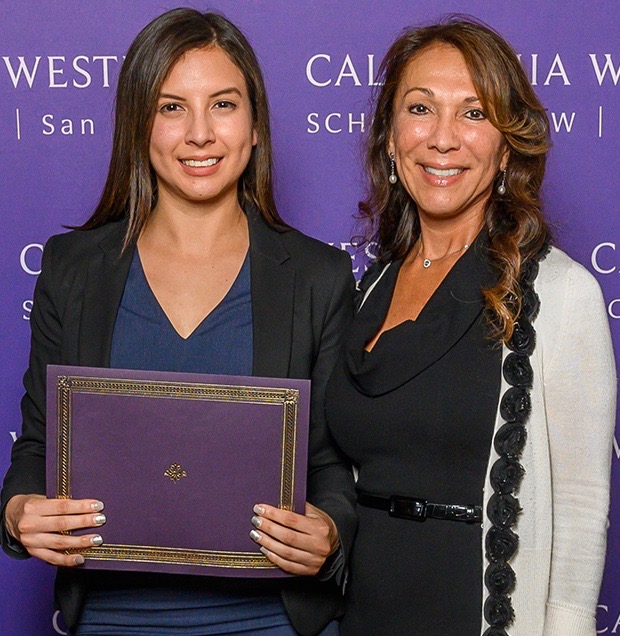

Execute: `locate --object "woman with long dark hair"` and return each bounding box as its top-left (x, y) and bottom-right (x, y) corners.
top-left (325, 17), bottom-right (615, 635)
top-left (1, 9), bottom-right (356, 635)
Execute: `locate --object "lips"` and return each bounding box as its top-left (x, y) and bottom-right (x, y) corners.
top-left (181, 157), bottom-right (220, 167)
top-left (423, 165), bottom-right (464, 177)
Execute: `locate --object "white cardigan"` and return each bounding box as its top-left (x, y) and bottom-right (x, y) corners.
top-left (481, 247), bottom-right (616, 635)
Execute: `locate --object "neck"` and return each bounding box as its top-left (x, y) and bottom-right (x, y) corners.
top-left (416, 211), bottom-right (484, 261)
top-left (142, 190), bottom-right (248, 255)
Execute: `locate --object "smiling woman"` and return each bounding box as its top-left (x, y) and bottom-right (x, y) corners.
top-left (149, 48), bottom-right (257, 211)
top-left (142, 46), bottom-right (259, 339)
top-left (325, 16), bottom-right (616, 636)
top-left (0, 8), bottom-right (356, 636)
top-left (389, 44), bottom-right (508, 227)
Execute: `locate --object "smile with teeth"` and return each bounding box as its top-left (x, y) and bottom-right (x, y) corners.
top-left (182, 158), bottom-right (220, 167)
top-left (423, 166), bottom-right (464, 177)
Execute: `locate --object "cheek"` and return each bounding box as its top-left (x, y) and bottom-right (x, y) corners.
top-left (465, 129), bottom-right (505, 169)
top-left (228, 119), bottom-right (256, 151)
top-left (393, 120), bottom-right (426, 154)
top-left (149, 120), bottom-right (181, 157)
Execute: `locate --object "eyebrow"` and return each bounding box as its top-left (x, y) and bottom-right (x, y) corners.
top-left (211, 87), bottom-right (243, 99)
top-left (157, 87), bottom-right (243, 101)
top-left (403, 86), bottom-right (432, 98)
top-left (402, 87), bottom-right (481, 103)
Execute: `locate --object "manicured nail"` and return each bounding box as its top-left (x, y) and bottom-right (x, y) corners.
top-left (259, 547), bottom-right (269, 556)
top-left (91, 501), bottom-right (104, 512)
top-left (249, 529), bottom-right (261, 541)
top-left (251, 516), bottom-right (262, 528)
top-left (253, 505), bottom-right (265, 515)
top-left (91, 535), bottom-right (103, 546)
top-left (93, 514), bottom-right (106, 525)
top-left (74, 555), bottom-right (85, 565)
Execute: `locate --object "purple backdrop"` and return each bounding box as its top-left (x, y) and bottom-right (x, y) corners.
top-left (1, 1), bottom-right (618, 633)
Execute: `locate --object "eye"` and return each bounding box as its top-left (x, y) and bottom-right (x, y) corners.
top-left (408, 103), bottom-right (429, 115)
top-left (466, 108), bottom-right (487, 120)
top-left (158, 102), bottom-right (183, 114)
top-left (214, 100), bottom-right (236, 110)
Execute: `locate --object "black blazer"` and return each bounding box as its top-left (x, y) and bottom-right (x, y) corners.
top-left (1, 208), bottom-right (358, 636)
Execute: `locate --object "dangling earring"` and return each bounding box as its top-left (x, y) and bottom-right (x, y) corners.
top-left (497, 170), bottom-right (507, 195)
top-left (389, 153), bottom-right (398, 184)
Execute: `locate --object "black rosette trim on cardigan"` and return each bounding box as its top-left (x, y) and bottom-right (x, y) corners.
top-left (485, 562), bottom-right (516, 595)
top-left (483, 246), bottom-right (548, 636)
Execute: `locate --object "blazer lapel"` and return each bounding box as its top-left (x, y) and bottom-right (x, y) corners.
top-left (77, 213), bottom-right (295, 375)
top-left (78, 221), bottom-right (133, 367)
top-left (247, 209), bottom-right (294, 378)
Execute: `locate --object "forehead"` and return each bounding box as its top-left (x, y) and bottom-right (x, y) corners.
top-left (397, 43), bottom-right (478, 97)
top-left (162, 46), bottom-right (247, 91)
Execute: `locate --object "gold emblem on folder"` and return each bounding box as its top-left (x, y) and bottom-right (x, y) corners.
top-left (164, 463), bottom-right (187, 483)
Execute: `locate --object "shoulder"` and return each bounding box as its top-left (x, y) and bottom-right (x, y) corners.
top-left (45, 220), bottom-right (125, 260)
top-left (41, 221), bottom-right (126, 282)
top-left (537, 246), bottom-right (605, 306)
top-left (278, 227), bottom-right (353, 277)
top-left (536, 246), bottom-right (609, 350)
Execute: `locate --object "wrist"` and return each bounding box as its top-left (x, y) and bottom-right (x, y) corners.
top-left (315, 507), bottom-right (340, 555)
top-left (5, 494), bottom-right (38, 540)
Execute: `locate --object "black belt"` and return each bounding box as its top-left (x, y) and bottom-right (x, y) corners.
top-left (358, 492), bottom-right (482, 523)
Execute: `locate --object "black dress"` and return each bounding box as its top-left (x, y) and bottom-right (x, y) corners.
top-left (325, 238), bottom-right (502, 635)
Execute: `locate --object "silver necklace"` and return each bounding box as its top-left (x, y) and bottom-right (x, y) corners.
top-left (417, 242), bottom-right (470, 268)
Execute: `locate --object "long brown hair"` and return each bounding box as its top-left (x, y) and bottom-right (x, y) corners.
top-left (360, 16), bottom-right (551, 341)
top-left (80, 8), bottom-right (287, 244)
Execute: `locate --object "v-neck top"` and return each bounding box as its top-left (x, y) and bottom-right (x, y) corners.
top-left (110, 249), bottom-right (253, 375)
top-left (325, 234), bottom-right (503, 635)
top-left (74, 250), bottom-right (300, 634)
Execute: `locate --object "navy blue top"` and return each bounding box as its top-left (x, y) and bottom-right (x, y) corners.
top-left (110, 250), bottom-right (253, 375)
top-left (75, 250), bottom-right (297, 635)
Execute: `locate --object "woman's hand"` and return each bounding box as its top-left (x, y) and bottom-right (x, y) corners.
top-left (250, 501), bottom-right (339, 575)
top-left (4, 494), bottom-right (106, 566)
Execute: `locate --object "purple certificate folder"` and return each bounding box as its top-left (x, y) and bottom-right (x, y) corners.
top-left (46, 365), bottom-right (310, 577)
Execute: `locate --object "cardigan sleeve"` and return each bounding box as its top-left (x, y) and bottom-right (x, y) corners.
top-left (542, 259), bottom-right (616, 635)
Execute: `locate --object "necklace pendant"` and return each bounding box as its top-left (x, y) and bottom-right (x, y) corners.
top-left (423, 259), bottom-right (431, 268)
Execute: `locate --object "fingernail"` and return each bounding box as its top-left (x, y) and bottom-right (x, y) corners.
top-left (251, 516), bottom-right (262, 528)
top-left (75, 555), bottom-right (85, 565)
top-left (259, 547), bottom-right (269, 556)
top-left (253, 505), bottom-right (265, 515)
top-left (91, 535), bottom-right (103, 546)
top-left (93, 514), bottom-right (106, 525)
top-left (249, 529), bottom-right (261, 541)
top-left (91, 501), bottom-right (104, 512)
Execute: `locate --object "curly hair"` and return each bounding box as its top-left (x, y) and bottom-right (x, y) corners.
top-left (359, 16), bottom-right (551, 342)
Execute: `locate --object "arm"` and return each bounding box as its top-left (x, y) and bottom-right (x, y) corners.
top-left (252, 250), bottom-right (358, 575)
top-left (305, 251), bottom-right (358, 570)
top-left (2, 236), bottom-right (61, 512)
top-left (542, 261), bottom-right (616, 634)
top-left (1, 236), bottom-right (107, 565)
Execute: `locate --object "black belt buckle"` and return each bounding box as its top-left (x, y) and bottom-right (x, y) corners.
top-left (389, 495), bottom-right (427, 521)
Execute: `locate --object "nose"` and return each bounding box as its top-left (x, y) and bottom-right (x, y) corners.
top-left (427, 113), bottom-right (460, 153)
top-left (185, 111), bottom-right (216, 147)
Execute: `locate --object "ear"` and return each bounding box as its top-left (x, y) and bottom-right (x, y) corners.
top-left (387, 136), bottom-right (395, 158)
top-left (499, 143), bottom-right (510, 171)
top-left (252, 127), bottom-right (258, 147)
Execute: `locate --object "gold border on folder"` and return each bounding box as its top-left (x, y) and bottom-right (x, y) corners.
top-left (55, 375), bottom-right (300, 569)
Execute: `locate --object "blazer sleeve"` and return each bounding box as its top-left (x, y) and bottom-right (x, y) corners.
top-left (542, 260), bottom-right (616, 635)
top-left (305, 250), bottom-right (358, 566)
top-left (1, 236), bottom-right (62, 556)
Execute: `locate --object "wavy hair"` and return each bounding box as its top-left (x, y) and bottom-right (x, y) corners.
top-left (360, 16), bottom-right (551, 341)
top-left (80, 8), bottom-right (287, 244)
